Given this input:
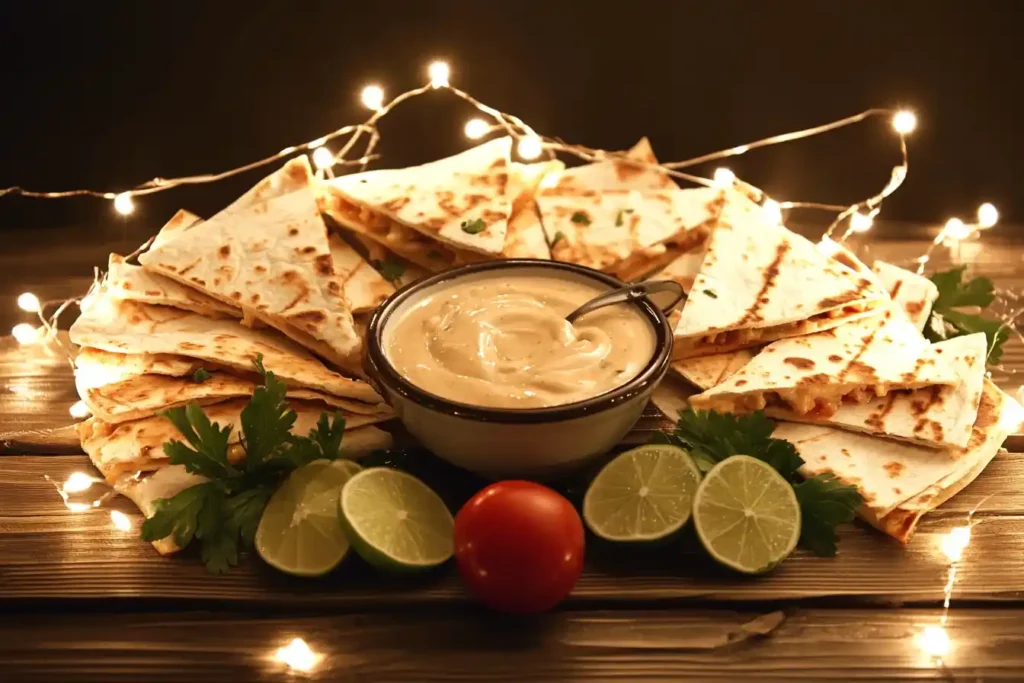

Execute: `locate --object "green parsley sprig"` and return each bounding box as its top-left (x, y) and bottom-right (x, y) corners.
top-left (140, 356), bottom-right (349, 573)
top-left (924, 266), bottom-right (1008, 363)
top-left (655, 409), bottom-right (863, 557)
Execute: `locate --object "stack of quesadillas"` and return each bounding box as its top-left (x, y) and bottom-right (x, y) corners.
top-left (70, 159), bottom-right (395, 553)
top-left (651, 196), bottom-right (1023, 543)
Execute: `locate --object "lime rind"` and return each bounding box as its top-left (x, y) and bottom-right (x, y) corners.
top-left (692, 455), bottom-right (800, 575)
top-left (255, 458), bottom-right (362, 577)
top-left (339, 467), bottom-right (454, 572)
top-left (582, 444), bottom-right (701, 543)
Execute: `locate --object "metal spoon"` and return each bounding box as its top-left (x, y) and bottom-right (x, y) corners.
top-left (565, 280), bottom-right (686, 325)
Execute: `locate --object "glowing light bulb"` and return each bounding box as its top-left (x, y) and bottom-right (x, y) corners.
top-left (760, 199), bottom-right (782, 224)
top-left (892, 110), bottom-right (917, 135)
top-left (66, 502), bottom-right (92, 513)
top-left (464, 118), bottom-right (490, 140)
top-left (113, 192), bottom-right (134, 216)
top-left (12, 323), bottom-right (40, 345)
top-left (917, 625), bottom-right (950, 658)
top-left (517, 136), bottom-right (543, 160)
top-left (311, 147), bottom-right (335, 170)
top-left (713, 167), bottom-right (736, 188)
top-left (63, 472), bottom-right (96, 494)
top-left (69, 400), bottom-right (91, 419)
top-left (274, 638), bottom-right (322, 673)
top-left (17, 292), bottom-right (40, 313)
top-left (939, 526), bottom-right (972, 562)
top-left (943, 217), bottom-right (973, 241)
top-left (428, 60), bottom-right (450, 88)
top-left (849, 212), bottom-right (874, 233)
top-left (977, 202), bottom-right (998, 229)
top-left (360, 85), bottom-right (385, 111)
top-left (110, 510), bottom-right (132, 531)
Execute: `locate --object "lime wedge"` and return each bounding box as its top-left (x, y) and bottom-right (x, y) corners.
top-left (339, 468), bottom-right (454, 572)
top-left (255, 459), bottom-right (362, 577)
top-left (582, 444), bottom-right (701, 543)
top-left (692, 455), bottom-right (800, 574)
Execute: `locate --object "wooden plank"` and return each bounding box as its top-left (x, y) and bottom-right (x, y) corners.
top-left (3, 454), bottom-right (1024, 606)
top-left (0, 607), bottom-right (1022, 681)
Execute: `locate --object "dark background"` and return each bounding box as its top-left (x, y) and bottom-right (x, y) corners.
top-left (0, 1), bottom-right (1020, 241)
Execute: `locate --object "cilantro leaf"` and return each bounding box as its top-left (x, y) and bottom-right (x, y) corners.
top-left (141, 481), bottom-right (218, 549)
top-left (192, 368), bottom-right (212, 383)
top-left (703, 289), bottom-right (718, 299)
top-left (570, 211), bottom-right (591, 225)
top-left (240, 363), bottom-right (296, 468)
top-left (925, 266), bottom-right (1006, 363)
top-left (615, 210), bottom-right (625, 227)
top-left (550, 231), bottom-right (565, 247)
top-left (377, 255), bottom-right (406, 282)
top-left (793, 473), bottom-right (864, 557)
top-left (671, 409), bottom-right (803, 481)
top-left (460, 218), bottom-right (487, 234)
top-left (223, 485), bottom-right (275, 549)
top-left (160, 404), bottom-right (234, 479)
top-left (311, 412), bottom-right (347, 460)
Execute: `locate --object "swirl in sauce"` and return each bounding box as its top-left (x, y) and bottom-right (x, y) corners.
top-left (385, 273), bottom-right (656, 409)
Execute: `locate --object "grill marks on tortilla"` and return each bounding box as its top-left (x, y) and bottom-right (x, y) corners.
top-left (736, 242), bottom-right (790, 326)
top-left (784, 357), bottom-right (815, 370)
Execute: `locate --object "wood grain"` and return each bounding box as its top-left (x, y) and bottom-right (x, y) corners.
top-left (3, 454), bottom-right (1024, 607)
top-left (1, 607), bottom-right (1022, 681)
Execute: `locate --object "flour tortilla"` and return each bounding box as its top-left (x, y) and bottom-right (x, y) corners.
top-left (138, 157), bottom-right (362, 373)
top-left (873, 261), bottom-right (940, 332)
top-left (776, 380), bottom-right (1022, 543)
top-left (325, 137), bottom-right (512, 259)
top-left (763, 332), bottom-right (988, 450)
top-left (70, 293), bottom-right (380, 403)
top-left (673, 204), bottom-right (889, 358)
top-left (345, 233), bottom-right (430, 288)
top-left (327, 233), bottom-right (394, 313)
top-left (75, 347), bottom-right (203, 389)
top-left (77, 369), bottom-right (393, 424)
top-left (652, 248), bottom-right (707, 294)
top-left (671, 350), bottom-right (755, 392)
top-left (501, 160), bottom-right (563, 260)
top-left (107, 252), bottom-right (238, 319)
top-left (80, 398), bottom-right (394, 483)
top-left (546, 137), bottom-right (677, 195)
top-left (690, 311), bottom-right (962, 415)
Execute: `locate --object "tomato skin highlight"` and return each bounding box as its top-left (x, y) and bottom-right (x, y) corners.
top-left (453, 481), bottom-right (585, 614)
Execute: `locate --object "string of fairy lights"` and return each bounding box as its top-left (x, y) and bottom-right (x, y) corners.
top-left (1, 61), bottom-right (1016, 666)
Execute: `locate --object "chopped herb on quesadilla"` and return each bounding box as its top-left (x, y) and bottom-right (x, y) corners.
top-left (192, 368), bottom-right (212, 383)
top-left (924, 266), bottom-right (1008, 363)
top-left (570, 211), bottom-right (591, 225)
top-left (702, 289), bottom-right (718, 299)
top-left (374, 255), bottom-right (406, 283)
top-left (141, 356), bottom-right (352, 574)
top-left (656, 408), bottom-right (863, 557)
top-left (460, 218), bottom-right (487, 234)
top-left (550, 231), bottom-right (565, 247)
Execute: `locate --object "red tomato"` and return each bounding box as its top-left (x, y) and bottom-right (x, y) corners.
top-left (454, 481), bottom-right (584, 614)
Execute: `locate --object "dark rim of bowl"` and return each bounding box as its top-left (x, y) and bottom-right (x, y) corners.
top-left (365, 259), bottom-right (673, 424)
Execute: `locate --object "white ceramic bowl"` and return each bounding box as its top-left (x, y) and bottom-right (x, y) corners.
top-left (364, 260), bottom-right (673, 480)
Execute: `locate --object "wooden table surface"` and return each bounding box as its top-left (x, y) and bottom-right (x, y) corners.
top-left (2, 226), bottom-right (1024, 681)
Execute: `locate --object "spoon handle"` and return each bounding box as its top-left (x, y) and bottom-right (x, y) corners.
top-left (566, 280), bottom-right (686, 325)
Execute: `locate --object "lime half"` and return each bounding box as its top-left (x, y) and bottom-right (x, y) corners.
top-left (692, 455), bottom-right (800, 574)
top-left (583, 444), bottom-right (701, 543)
top-left (339, 468), bottom-right (454, 572)
top-left (255, 459), bottom-right (362, 577)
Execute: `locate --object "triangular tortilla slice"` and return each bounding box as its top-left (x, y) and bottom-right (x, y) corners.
top-left (501, 160), bottom-right (563, 260)
top-left (325, 137), bottom-right (512, 257)
top-left (77, 369), bottom-right (394, 424)
top-left (776, 380), bottom-right (1023, 543)
top-left (75, 347), bottom-right (203, 388)
top-left (690, 311), bottom-right (961, 416)
top-left (671, 350), bottom-right (755, 392)
top-left (763, 332), bottom-right (988, 450)
top-left (673, 205), bottom-right (889, 359)
top-left (547, 137), bottom-right (677, 195)
top-left (70, 293), bottom-right (380, 403)
top-left (138, 157), bottom-right (362, 373)
top-left (652, 248), bottom-right (707, 295)
top-left (328, 233), bottom-right (394, 313)
top-left (107, 253), bottom-right (239, 319)
top-left (873, 261), bottom-right (939, 332)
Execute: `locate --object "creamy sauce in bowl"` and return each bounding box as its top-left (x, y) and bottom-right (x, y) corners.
top-left (384, 272), bottom-right (657, 409)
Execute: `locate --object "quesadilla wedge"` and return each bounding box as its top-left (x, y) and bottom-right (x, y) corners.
top-left (322, 137), bottom-right (512, 265)
top-left (673, 205), bottom-right (889, 359)
top-left (112, 413), bottom-right (391, 557)
top-left (690, 311), bottom-right (961, 418)
top-left (77, 369), bottom-right (394, 424)
top-left (70, 293), bottom-right (381, 403)
top-left (776, 380), bottom-right (1023, 543)
top-left (106, 253), bottom-right (239, 319)
top-left (547, 137), bottom-right (676, 195)
top-left (138, 157), bottom-right (363, 373)
top-left (762, 332), bottom-right (988, 450)
top-left (873, 260), bottom-right (940, 332)
top-left (671, 350), bottom-right (755, 392)
top-left (501, 160), bottom-right (563, 260)
top-left (343, 233), bottom-right (429, 287)
top-left (328, 233), bottom-right (395, 313)
top-left (75, 347), bottom-right (203, 389)
top-left (80, 398), bottom-right (395, 483)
